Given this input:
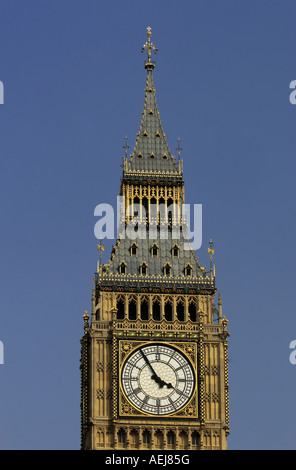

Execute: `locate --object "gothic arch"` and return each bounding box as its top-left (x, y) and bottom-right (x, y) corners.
top-left (128, 297), bottom-right (137, 320)
top-left (164, 298), bottom-right (173, 321)
top-left (176, 298), bottom-right (185, 322)
top-left (140, 296), bottom-right (149, 320)
top-left (152, 297), bottom-right (161, 321)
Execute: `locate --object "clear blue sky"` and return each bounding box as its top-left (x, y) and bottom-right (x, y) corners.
top-left (0, 0), bottom-right (296, 450)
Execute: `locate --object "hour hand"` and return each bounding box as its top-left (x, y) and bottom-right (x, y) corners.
top-left (157, 378), bottom-right (173, 389)
top-left (151, 374), bottom-right (173, 389)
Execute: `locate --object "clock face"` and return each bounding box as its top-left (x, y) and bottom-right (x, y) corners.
top-left (121, 343), bottom-right (195, 416)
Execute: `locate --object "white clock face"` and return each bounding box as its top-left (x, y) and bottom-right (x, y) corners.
top-left (121, 343), bottom-right (195, 416)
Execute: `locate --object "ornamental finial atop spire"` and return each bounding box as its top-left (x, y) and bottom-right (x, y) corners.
top-left (141, 26), bottom-right (158, 70)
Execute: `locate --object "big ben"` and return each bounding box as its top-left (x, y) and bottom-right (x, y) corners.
top-left (80, 27), bottom-right (230, 451)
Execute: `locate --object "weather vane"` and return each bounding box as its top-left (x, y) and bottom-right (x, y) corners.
top-left (177, 137), bottom-right (182, 160)
top-left (123, 135), bottom-right (129, 157)
top-left (141, 26), bottom-right (158, 64)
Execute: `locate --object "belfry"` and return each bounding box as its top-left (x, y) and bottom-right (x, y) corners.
top-left (80, 27), bottom-right (230, 451)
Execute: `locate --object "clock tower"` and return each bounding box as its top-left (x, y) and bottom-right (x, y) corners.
top-left (80, 28), bottom-right (230, 451)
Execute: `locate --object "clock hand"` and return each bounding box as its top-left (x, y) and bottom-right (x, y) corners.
top-left (163, 381), bottom-right (173, 389)
top-left (140, 349), bottom-right (174, 389)
top-left (140, 348), bottom-right (159, 379)
top-left (157, 378), bottom-right (173, 389)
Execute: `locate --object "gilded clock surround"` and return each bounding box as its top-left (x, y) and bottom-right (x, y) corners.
top-left (118, 340), bottom-right (198, 418)
top-left (80, 27), bottom-right (230, 451)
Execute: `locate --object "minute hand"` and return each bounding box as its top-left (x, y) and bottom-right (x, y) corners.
top-left (140, 349), bottom-right (158, 378)
top-left (140, 349), bottom-right (173, 389)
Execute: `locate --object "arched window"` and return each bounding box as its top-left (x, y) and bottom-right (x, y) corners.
top-left (140, 262), bottom-right (148, 276)
top-left (164, 263), bottom-right (171, 277)
top-left (118, 429), bottom-right (126, 444)
top-left (128, 298), bottom-right (137, 320)
top-left (142, 430), bottom-right (151, 444)
top-left (176, 301), bottom-right (185, 322)
top-left (141, 298), bottom-right (149, 320)
top-left (185, 264), bottom-right (192, 276)
top-left (165, 301), bottom-right (173, 322)
top-left (159, 198), bottom-right (165, 222)
top-left (151, 243), bottom-right (158, 258)
top-left (179, 430), bottom-right (188, 448)
top-left (167, 198), bottom-right (173, 225)
top-left (192, 431), bottom-right (199, 446)
top-left (119, 262), bottom-right (126, 274)
top-left (130, 243), bottom-right (137, 256)
top-left (153, 299), bottom-right (161, 321)
top-left (142, 197), bottom-right (148, 221)
top-left (155, 430), bottom-right (163, 447)
top-left (129, 429), bottom-right (139, 447)
top-left (167, 431), bottom-right (175, 445)
top-left (172, 244), bottom-right (179, 258)
top-left (133, 197), bottom-right (140, 218)
top-left (150, 197), bottom-right (157, 223)
top-left (189, 302), bottom-right (197, 322)
top-left (116, 297), bottom-right (125, 320)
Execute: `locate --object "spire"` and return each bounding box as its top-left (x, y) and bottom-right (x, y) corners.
top-left (124, 27), bottom-right (180, 178)
top-left (100, 28), bottom-right (207, 287)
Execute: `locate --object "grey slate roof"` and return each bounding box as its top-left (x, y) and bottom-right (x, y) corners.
top-left (124, 69), bottom-right (180, 177)
top-left (103, 228), bottom-right (204, 281)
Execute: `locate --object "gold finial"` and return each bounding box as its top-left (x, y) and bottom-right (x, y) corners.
top-left (177, 137), bottom-right (182, 173)
top-left (141, 26), bottom-right (158, 68)
top-left (222, 315), bottom-right (228, 328)
top-left (83, 310), bottom-right (89, 328)
top-left (97, 240), bottom-right (105, 276)
top-left (208, 238), bottom-right (215, 259)
top-left (208, 239), bottom-right (215, 280)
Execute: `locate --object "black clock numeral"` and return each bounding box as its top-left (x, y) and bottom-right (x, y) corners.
top-left (166, 350), bottom-right (176, 363)
top-left (168, 396), bottom-right (176, 409)
top-left (143, 395), bottom-right (149, 405)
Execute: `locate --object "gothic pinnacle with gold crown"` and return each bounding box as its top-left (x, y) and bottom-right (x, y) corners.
top-left (141, 26), bottom-right (158, 70)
